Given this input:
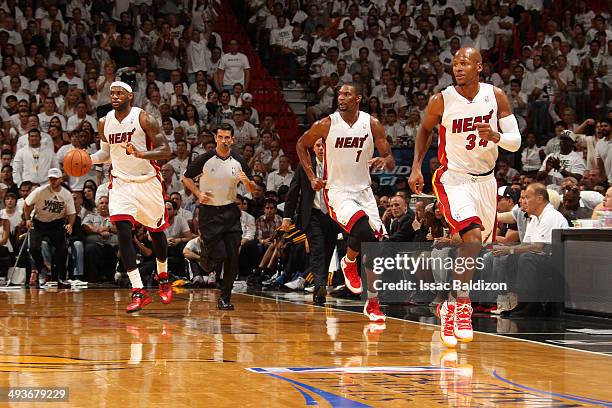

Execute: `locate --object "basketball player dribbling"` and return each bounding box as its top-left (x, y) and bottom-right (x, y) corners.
top-left (297, 83), bottom-right (395, 322)
top-left (90, 81), bottom-right (174, 313)
top-left (409, 48), bottom-right (521, 347)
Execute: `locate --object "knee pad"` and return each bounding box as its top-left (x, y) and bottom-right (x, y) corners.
top-left (348, 216), bottom-right (376, 251)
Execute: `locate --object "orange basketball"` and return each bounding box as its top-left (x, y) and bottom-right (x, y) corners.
top-left (63, 149), bottom-right (92, 177)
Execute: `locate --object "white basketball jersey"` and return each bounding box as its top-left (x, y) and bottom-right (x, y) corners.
top-left (104, 107), bottom-right (158, 181)
top-left (324, 111), bottom-right (374, 192)
top-left (440, 83), bottom-right (499, 174)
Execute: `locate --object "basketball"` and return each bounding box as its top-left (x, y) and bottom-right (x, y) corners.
top-left (63, 149), bottom-right (92, 177)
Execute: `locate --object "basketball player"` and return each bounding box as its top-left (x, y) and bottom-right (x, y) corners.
top-left (296, 83), bottom-right (395, 322)
top-left (89, 81), bottom-right (173, 313)
top-left (409, 48), bottom-right (521, 347)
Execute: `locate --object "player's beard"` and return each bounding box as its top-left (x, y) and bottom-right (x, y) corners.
top-left (115, 99), bottom-right (130, 112)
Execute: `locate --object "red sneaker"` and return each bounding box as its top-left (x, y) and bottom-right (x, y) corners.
top-left (437, 301), bottom-right (457, 348)
top-left (341, 256), bottom-right (362, 294)
top-left (363, 297), bottom-right (386, 322)
top-left (454, 298), bottom-right (473, 343)
top-left (126, 288), bottom-right (152, 313)
top-left (157, 273), bottom-right (173, 304)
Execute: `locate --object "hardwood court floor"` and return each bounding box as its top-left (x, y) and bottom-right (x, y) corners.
top-left (0, 288), bottom-right (611, 407)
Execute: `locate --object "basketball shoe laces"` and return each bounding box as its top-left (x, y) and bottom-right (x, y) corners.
top-left (443, 303), bottom-right (456, 337)
top-left (455, 302), bottom-right (473, 331)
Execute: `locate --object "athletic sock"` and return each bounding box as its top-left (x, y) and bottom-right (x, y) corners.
top-left (157, 259), bottom-right (168, 280)
top-left (367, 290), bottom-right (378, 299)
top-left (128, 268), bottom-right (143, 289)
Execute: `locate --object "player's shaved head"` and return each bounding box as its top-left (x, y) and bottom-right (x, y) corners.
top-left (455, 47), bottom-right (482, 64)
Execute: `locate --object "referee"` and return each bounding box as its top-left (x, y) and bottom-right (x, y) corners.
top-left (24, 168), bottom-right (76, 288)
top-left (182, 124), bottom-right (256, 310)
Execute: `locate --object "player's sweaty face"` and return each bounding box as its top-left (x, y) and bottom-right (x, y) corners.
top-left (452, 54), bottom-right (480, 85)
top-left (110, 88), bottom-right (129, 109)
top-left (337, 86), bottom-right (359, 111)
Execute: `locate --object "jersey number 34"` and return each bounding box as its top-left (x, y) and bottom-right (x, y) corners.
top-left (465, 134), bottom-right (489, 150)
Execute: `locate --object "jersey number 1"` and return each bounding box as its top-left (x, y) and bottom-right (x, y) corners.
top-left (465, 134), bottom-right (489, 150)
top-left (355, 150), bottom-right (362, 162)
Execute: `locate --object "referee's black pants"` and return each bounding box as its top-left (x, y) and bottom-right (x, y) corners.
top-left (199, 203), bottom-right (242, 302)
top-left (30, 219), bottom-right (68, 281)
top-left (306, 209), bottom-right (338, 287)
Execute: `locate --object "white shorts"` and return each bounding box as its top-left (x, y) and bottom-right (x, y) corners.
top-left (108, 175), bottom-right (169, 232)
top-left (433, 168), bottom-right (497, 243)
top-left (324, 187), bottom-right (386, 238)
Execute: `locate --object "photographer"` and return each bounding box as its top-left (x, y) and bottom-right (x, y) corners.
top-left (23, 168), bottom-right (75, 288)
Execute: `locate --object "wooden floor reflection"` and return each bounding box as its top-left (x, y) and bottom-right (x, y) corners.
top-left (0, 288), bottom-right (610, 407)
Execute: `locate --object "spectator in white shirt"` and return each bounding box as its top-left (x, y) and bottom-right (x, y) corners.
top-left (37, 99), bottom-right (66, 133)
top-left (384, 109), bottom-right (407, 147)
top-left (462, 24), bottom-right (489, 51)
top-left (266, 155), bottom-right (294, 192)
top-left (521, 133), bottom-right (543, 174)
top-left (185, 29), bottom-right (210, 85)
top-left (491, 183), bottom-right (568, 315)
top-left (539, 130), bottom-right (586, 185)
top-left (66, 101), bottom-right (96, 132)
top-left (232, 107), bottom-right (258, 150)
top-left (56, 61), bottom-right (84, 90)
top-left (168, 140), bottom-right (192, 178)
top-left (13, 129), bottom-right (59, 186)
top-left (217, 39), bottom-right (251, 91)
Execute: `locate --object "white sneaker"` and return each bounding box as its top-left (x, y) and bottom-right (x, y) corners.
top-left (71, 279), bottom-right (88, 286)
top-left (42, 281), bottom-right (58, 289)
top-left (454, 298), bottom-right (474, 343)
top-left (437, 301), bottom-right (458, 348)
top-left (284, 276), bottom-right (305, 290)
top-left (304, 284), bottom-right (315, 293)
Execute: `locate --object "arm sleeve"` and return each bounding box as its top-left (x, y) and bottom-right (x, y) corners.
top-left (91, 141), bottom-right (111, 165)
top-left (497, 114), bottom-right (521, 152)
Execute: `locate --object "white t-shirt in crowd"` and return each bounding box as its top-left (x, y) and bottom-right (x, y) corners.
top-left (219, 52), bottom-right (250, 87)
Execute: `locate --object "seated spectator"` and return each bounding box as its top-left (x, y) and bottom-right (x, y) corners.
top-left (496, 158), bottom-right (519, 183)
top-left (592, 187), bottom-right (612, 218)
top-left (183, 236), bottom-right (216, 287)
top-left (495, 187), bottom-right (520, 244)
top-left (538, 131), bottom-right (586, 186)
top-left (383, 195), bottom-right (415, 242)
top-left (83, 196), bottom-right (118, 282)
top-left (521, 133), bottom-right (542, 175)
top-left (161, 163), bottom-right (183, 195)
top-left (384, 109), bottom-right (407, 147)
top-left (266, 155), bottom-right (294, 193)
top-left (491, 183), bottom-right (569, 316)
top-left (164, 200), bottom-right (193, 278)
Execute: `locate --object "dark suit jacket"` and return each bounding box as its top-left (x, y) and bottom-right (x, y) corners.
top-left (284, 161), bottom-right (318, 229)
top-left (387, 209), bottom-right (416, 242)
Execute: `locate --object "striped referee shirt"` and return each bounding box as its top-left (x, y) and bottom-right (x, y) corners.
top-left (184, 151), bottom-right (251, 206)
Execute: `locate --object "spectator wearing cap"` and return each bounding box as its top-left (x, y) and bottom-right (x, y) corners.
top-left (13, 129), bottom-right (59, 187)
top-left (496, 186), bottom-right (520, 244)
top-left (538, 130), bottom-right (586, 186)
top-left (241, 93), bottom-right (259, 126)
top-left (24, 168), bottom-right (76, 288)
top-left (218, 39), bottom-right (251, 92)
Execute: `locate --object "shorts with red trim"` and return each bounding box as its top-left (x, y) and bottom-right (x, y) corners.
top-left (433, 168), bottom-right (496, 243)
top-left (109, 175), bottom-right (169, 232)
top-left (324, 187), bottom-right (386, 238)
